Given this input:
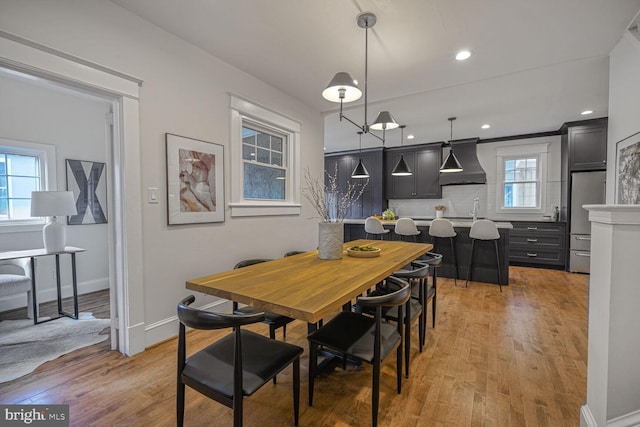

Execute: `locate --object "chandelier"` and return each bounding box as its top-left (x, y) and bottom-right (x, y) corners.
top-left (322, 12), bottom-right (400, 144)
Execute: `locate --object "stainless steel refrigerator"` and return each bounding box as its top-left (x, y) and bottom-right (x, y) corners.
top-left (569, 171), bottom-right (606, 273)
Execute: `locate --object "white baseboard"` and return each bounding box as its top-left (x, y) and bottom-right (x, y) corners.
top-left (608, 409), bottom-right (640, 427)
top-left (143, 299), bottom-right (231, 349)
top-left (581, 404), bottom-right (640, 427)
top-left (0, 277), bottom-right (109, 312)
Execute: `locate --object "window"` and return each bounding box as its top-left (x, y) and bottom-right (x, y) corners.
top-left (242, 124), bottom-right (286, 200)
top-left (496, 143), bottom-right (548, 213)
top-left (0, 138), bottom-right (56, 228)
top-left (230, 95), bottom-right (301, 217)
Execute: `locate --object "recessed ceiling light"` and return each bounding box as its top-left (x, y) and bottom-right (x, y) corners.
top-left (455, 50), bottom-right (472, 61)
top-left (481, 124), bottom-right (491, 129)
top-left (407, 134), bottom-right (415, 140)
top-left (581, 110), bottom-right (593, 115)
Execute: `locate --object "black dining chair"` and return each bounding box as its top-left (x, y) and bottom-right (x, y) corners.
top-left (307, 277), bottom-right (411, 427)
top-left (177, 295), bottom-right (303, 427)
top-left (232, 259), bottom-right (295, 341)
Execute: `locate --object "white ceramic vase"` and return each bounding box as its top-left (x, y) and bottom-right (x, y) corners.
top-left (318, 222), bottom-right (344, 260)
top-left (436, 210), bottom-right (444, 218)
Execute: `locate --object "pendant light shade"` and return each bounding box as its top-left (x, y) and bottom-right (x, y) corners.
top-left (322, 72), bottom-right (362, 103)
top-left (370, 110), bottom-right (400, 131)
top-left (392, 155), bottom-right (412, 176)
top-left (351, 159), bottom-right (370, 178)
top-left (440, 117), bottom-right (464, 173)
top-left (351, 131), bottom-right (370, 178)
top-left (392, 125), bottom-right (412, 176)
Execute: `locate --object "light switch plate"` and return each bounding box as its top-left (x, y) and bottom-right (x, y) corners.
top-left (147, 187), bottom-right (159, 204)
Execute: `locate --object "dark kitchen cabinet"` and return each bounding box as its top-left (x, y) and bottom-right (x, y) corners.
top-left (568, 121), bottom-right (607, 171)
top-left (508, 221), bottom-right (566, 269)
top-left (385, 144), bottom-right (442, 199)
top-left (324, 148), bottom-right (384, 219)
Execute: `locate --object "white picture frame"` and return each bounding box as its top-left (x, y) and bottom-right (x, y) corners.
top-left (166, 133), bottom-right (225, 224)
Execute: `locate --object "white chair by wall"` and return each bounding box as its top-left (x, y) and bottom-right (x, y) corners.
top-left (428, 218), bottom-right (459, 286)
top-left (466, 219), bottom-right (503, 292)
top-left (394, 218), bottom-right (421, 242)
top-left (364, 217), bottom-right (390, 240)
top-left (0, 258), bottom-right (34, 319)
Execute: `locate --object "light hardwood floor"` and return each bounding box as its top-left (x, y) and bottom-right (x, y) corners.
top-left (0, 267), bottom-right (588, 427)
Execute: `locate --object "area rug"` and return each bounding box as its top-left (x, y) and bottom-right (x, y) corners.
top-left (0, 314), bottom-right (110, 383)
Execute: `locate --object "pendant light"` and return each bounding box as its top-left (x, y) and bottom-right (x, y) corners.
top-left (351, 131), bottom-right (370, 178)
top-left (322, 12), bottom-right (399, 144)
top-left (392, 125), bottom-right (412, 176)
top-left (440, 117), bottom-right (463, 173)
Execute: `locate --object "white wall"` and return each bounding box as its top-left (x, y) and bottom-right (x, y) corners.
top-left (390, 135), bottom-right (562, 221)
top-left (0, 74), bottom-right (111, 310)
top-left (0, 0), bottom-right (323, 347)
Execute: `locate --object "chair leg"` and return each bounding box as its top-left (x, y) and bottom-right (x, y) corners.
top-left (465, 239), bottom-right (476, 287)
top-left (396, 339), bottom-right (403, 394)
top-left (282, 324), bottom-right (287, 339)
top-left (293, 357), bottom-right (300, 427)
top-left (270, 325), bottom-right (278, 384)
top-left (373, 356), bottom-right (381, 427)
top-left (494, 240), bottom-right (503, 293)
top-left (450, 237), bottom-right (459, 287)
top-left (233, 394), bottom-right (243, 427)
top-left (177, 381), bottom-right (185, 427)
top-left (404, 306), bottom-right (410, 378)
top-left (308, 343), bottom-right (317, 406)
top-left (432, 270), bottom-right (437, 328)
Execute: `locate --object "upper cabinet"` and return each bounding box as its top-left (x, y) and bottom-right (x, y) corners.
top-left (567, 120), bottom-right (608, 171)
top-left (324, 148), bottom-right (384, 219)
top-left (384, 144), bottom-right (442, 199)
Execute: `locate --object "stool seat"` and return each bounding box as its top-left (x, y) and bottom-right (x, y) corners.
top-left (365, 217), bottom-right (390, 240)
top-left (394, 218), bottom-right (420, 241)
top-left (466, 220), bottom-right (503, 292)
top-left (428, 219), bottom-right (458, 286)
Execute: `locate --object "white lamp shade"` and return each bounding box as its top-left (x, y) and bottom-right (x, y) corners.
top-left (31, 191), bottom-right (77, 217)
top-left (322, 72), bottom-right (362, 103)
top-left (370, 111), bottom-right (400, 130)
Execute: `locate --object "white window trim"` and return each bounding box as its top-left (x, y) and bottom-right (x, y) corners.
top-left (229, 95), bottom-right (301, 217)
top-left (0, 137), bottom-right (57, 232)
top-left (495, 143), bottom-right (548, 214)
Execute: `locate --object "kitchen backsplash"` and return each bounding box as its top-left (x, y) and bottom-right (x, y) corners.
top-left (388, 182), bottom-right (561, 221)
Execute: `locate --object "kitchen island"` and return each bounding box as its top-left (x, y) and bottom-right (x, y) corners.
top-left (344, 218), bottom-right (512, 286)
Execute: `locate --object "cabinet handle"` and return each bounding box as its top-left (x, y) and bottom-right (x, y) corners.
top-left (527, 239), bottom-right (538, 243)
top-left (527, 253), bottom-right (538, 257)
top-left (575, 252), bottom-right (590, 257)
top-left (527, 226), bottom-right (538, 230)
top-left (574, 236), bottom-right (591, 241)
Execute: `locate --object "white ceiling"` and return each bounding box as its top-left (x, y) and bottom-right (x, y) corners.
top-left (110, 0), bottom-right (640, 151)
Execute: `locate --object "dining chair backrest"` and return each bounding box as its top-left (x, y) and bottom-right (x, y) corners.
top-left (394, 218), bottom-right (420, 237)
top-left (234, 259), bottom-right (273, 269)
top-left (428, 218), bottom-right (457, 238)
top-left (469, 219), bottom-right (500, 240)
top-left (365, 217), bottom-right (386, 235)
top-left (178, 295), bottom-right (265, 330)
top-left (356, 276), bottom-right (411, 309)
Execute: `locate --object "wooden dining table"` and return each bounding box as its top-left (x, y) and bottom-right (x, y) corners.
top-left (185, 239), bottom-right (432, 325)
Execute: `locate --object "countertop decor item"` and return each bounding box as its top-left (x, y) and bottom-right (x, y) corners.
top-left (435, 205), bottom-right (446, 218)
top-left (303, 165), bottom-right (367, 259)
top-left (382, 209), bottom-right (395, 220)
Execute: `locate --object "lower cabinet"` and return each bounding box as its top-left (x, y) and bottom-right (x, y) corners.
top-left (508, 221), bottom-right (566, 269)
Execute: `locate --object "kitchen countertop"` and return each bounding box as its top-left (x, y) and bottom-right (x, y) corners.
top-left (344, 218), bottom-right (513, 229)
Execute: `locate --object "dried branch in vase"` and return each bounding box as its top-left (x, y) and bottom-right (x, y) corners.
top-left (303, 165), bottom-right (368, 222)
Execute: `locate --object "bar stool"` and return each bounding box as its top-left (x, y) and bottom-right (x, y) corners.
top-left (466, 219), bottom-right (503, 292)
top-left (365, 216), bottom-right (390, 240)
top-left (428, 218), bottom-right (459, 286)
top-left (394, 218), bottom-right (421, 242)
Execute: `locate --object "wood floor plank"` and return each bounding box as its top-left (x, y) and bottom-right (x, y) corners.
top-left (0, 267), bottom-right (588, 426)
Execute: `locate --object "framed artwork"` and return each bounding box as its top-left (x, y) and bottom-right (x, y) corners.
top-left (166, 133), bottom-right (225, 224)
top-left (615, 131), bottom-right (640, 204)
top-left (66, 159), bottom-right (108, 225)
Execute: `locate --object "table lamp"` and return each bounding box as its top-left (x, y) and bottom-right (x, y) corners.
top-left (31, 191), bottom-right (78, 253)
